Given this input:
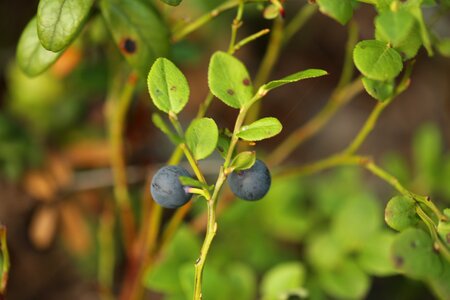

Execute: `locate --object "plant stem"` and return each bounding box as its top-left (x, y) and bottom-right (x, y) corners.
top-left (246, 17), bottom-right (284, 123)
top-left (193, 105), bottom-right (250, 299)
top-left (0, 225), bottom-right (10, 297)
top-left (228, 0), bottom-right (244, 53)
top-left (108, 72), bottom-right (138, 253)
top-left (172, 0), bottom-right (265, 42)
top-left (233, 29), bottom-right (271, 52)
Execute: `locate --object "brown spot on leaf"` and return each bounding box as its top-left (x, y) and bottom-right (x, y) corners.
top-left (227, 89), bottom-right (235, 95)
top-left (243, 78), bottom-right (250, 86)
top-left (120, 38), bottom-right (137, 54)
top-left (170, 86), bottom-right (177, 91)
top-left (394, 255), bottom-right (404, 268)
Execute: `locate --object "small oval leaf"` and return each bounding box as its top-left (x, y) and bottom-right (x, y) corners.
top-left (208, 52), bottom-right (254, 109)
top-left (391, 228), bottom-right (443, 280)
top-left (317, 0), bottom-right (356, 25)
top-left (237, 117), bottom-right (282, 141)
top-left (16, 17), bottom-right (63, 77)
top-left (148, 58), bottom-right (190, 114)
top-left (37, 0), bottom-right (94, 52)
top-left (160, 0), bottom-right (182, 6)
top-left (178, 176), bottom-right (208, 190)
top-left (361, 77), bottom-right (394, 102)
top-left (230, 151), bottom-right (256, 172)
top-left (185, 118), bottom-right (219, 160)
top-left (100, 0), bottom-right (170, 77)
top-left (263, 69), bottom-right (328, 93)
top-left (353, 40), bottom-right (403, 81)
top-left (384, 195), bottom-right (419, 231)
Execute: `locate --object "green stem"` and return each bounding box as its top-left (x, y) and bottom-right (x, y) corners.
top-left (108, 73), bottom-right (138, 252)
top-left (172, 0), bottom-right (265, 42)
top-left (233, 29), bottom-right (271, 52)
top-left (228, 0), bottom-right (244, 52)
top-left (0, 225), bottom-right (9, 297)
top-left (180, 143), bottom-right (208, 186)
top-left (193, 104), bottom-right (250, 299)
top-left (246, 17), bottom-right (284, 123)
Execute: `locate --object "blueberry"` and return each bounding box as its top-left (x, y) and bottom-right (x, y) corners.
top-left (151, 165), bottom-right (192, 208)
top-left (228, 159), bottom-right (271, 201)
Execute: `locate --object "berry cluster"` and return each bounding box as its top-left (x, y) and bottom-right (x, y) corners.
top-left (151, 159), bottom-right (271, 208)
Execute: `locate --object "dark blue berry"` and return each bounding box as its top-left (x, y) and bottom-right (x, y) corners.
top-left (151, 165), bottom-right (192, 208)
top-left (228, 159), bottom-right (271, 201)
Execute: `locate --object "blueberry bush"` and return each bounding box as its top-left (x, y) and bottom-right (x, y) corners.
top-left (1, 0), bottom-right (450, 299)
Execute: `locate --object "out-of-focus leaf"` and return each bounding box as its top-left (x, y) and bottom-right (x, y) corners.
top-left (16, 18), bottom-right (63, 77)
top-left (99, 0), bottom-right (169, 76)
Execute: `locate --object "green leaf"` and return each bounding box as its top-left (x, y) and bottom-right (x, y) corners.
top-left (331, 194), bottom-right (382, 251)
top-left (318, 260), bottom-right (370, 299)
top-left (237, 117), bottom-right (282, 141)
top-left (317, 0), bottom-right (357, 25)
top-left (385, 195), bottom-right (419, 231)
top-left (229, 151), bottom-right (256, 172)
top-left (148, 58), bottom-right (189, 114)
top-left (143, 226), bottom-right (200, 294)
top-left (37, 0), bottom-right (94, 52)
top-left (428, 260), bottom-right (450, 299)
top-left (16, 17), bottom-right (63, 77)
top-left (152, 113), bottom-right (181, 144)
top-left (307, 233), bottom-right (346, 271)
top-left (361, 77), bottom-right (394, 101)
top-left (160, 0), bottom-right (182, 6)
top-left (208, 51), bottom-right (254, 108)
top-left (262, 69), bottom-right (328, 92)
top-left (375, 9), bottom-right (422, 60)
top-left (185, 118), bottom-right (219, 160)
top-left (391, 228), bottom-right (443, 280)
top-left (263, 4), bottom-right (280, 20)
top-left (356, 231), bottom-right (396, 276)
top-left (402, 2), bottom-right (433, 56)
top-left (375, 10), bottom-right (415, 47)
top-left (261, 262), bottom-right (307, 300)
top-left (178, 176), bottom-right (208, 190)
top-left (99, 0), bottom-right (169, 77)
top-left (353, 40), bottom-right (403, 81)
top-left (216, 131), bottom-right (232, 159)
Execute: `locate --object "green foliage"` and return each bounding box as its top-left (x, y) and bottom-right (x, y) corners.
top-left (361, 77), bottom-right (394, 101)
top-left (185, 118), bottom-right (219, 160)
top-left (100, 0), bottom-right (169, 77)
top-left (262, 69), bottom-right (328, 92)
top-left (208, 52), bottom-right (254, 109)
top-left (437, 209), bottom-right (450, 246)
top-left (260, 262), bottom-right (307, 300)
top-left (229, 151), bottom-right (256, 172)
top-left (16, 18), bottom-right (63, 77)
top-left (316, 0), bottom-right (357, 25)
top-left (37, 0), bottom-right (94, 52)
top-left (391, 228), bottom-right (443, 280)
top-left (237, 117), bottom-right (282, 141)
top-left (385, 195), bottom-right (420, 231)
top-left (148, 58), bottom-right (190, 114)
top-left (160, 0), bottom-right (183, 6)
top-left (353, 40), bottom-right (403, 81)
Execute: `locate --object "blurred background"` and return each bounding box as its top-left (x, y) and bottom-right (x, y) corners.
top-left (1, 0), bottom-right (450, 299)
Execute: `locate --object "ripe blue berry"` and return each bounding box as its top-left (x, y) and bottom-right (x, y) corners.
top-left (151, 165), bottom-right (192, 208)
top-left (228, 159), bottom-right (271, 201)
